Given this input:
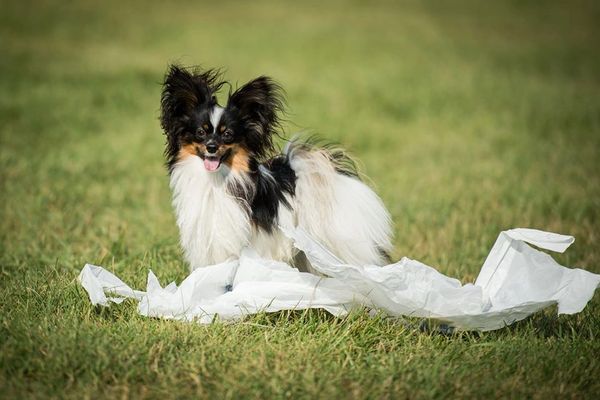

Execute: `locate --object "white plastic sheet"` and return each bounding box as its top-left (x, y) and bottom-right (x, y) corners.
top-left (79, 228), bottom-right (600, 331)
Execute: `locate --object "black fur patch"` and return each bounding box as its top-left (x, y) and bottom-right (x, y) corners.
top-left (224, 156), bottom-right (296, 233)
top-left (250, 156), bottom-right (296, 232)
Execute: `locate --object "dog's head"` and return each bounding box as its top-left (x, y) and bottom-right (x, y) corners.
top-left (160, 64), bottom-right (284, 173)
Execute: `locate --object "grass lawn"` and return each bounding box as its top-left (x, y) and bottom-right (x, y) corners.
top-left (1, 0), bottom-right (599, 398)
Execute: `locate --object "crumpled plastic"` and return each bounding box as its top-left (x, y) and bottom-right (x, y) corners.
top-left (78, 228), bottom-right (600, 331)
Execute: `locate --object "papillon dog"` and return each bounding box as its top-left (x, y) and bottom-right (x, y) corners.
top-left (160, 65), bottom-right (392, 273)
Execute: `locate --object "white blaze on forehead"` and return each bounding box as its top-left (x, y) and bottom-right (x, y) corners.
top-left (209, 106), bottom-right (224, 133)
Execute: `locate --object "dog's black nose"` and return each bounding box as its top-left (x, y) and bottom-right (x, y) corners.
top-left (206, 143), bottom-right (218, 154)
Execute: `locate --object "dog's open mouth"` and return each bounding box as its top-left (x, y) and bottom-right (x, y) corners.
top-left (203, 156), bottom-right (221, 172)
top-left (201, 149), bottom-right (231, 172)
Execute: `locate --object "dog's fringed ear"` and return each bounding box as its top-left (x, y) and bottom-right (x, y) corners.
top-left (228, 76), bottom-right (285, 158)
top-left (160, 64), bottom-right (223, 135)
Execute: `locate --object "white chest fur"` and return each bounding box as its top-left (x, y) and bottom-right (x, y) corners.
top-left (169, 156), bottom-right (252, 270)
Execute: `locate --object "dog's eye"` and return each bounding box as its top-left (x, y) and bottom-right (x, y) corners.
top-left (222, 130), bottom-right (234, 142)
top-left (195, 128), bottom-right (206, 141)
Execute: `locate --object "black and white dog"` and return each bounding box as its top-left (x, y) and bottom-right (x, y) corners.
top-left (160, 65), bottom-right (392, 272)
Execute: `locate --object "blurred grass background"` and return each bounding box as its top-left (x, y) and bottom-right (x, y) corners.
top-left (1, 0), bottom-right (599, 398)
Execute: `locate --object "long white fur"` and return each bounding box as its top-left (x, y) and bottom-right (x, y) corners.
top-left (170, 156), bottom-right (252, 269)
top-left (170, 139), bottom-right (392, 271)
top-left (249, 195), bottom-right (296, 263)
top-left (286, 143), bottom-right (392, 267)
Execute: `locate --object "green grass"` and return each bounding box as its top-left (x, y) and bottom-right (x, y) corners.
top-left (1, 0), bottom-right (600, 398)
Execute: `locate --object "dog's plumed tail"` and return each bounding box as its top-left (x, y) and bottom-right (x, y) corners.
top-left (284, 138), bottom-right (393, 267)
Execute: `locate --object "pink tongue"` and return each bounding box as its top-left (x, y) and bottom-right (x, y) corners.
top-left (203, 158), bottom-right (220, 171)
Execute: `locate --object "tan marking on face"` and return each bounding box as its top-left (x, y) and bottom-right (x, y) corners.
top-left (223, 144), bottom-right (250, 172)
top-left (219, 126), bottom-right (226, 133)
top-left (202, 124), bottom-right (209, 131)
top-left (178, 143), bottom-right (205, 161)
top-left (178, 142), bottom-right (250, 172)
